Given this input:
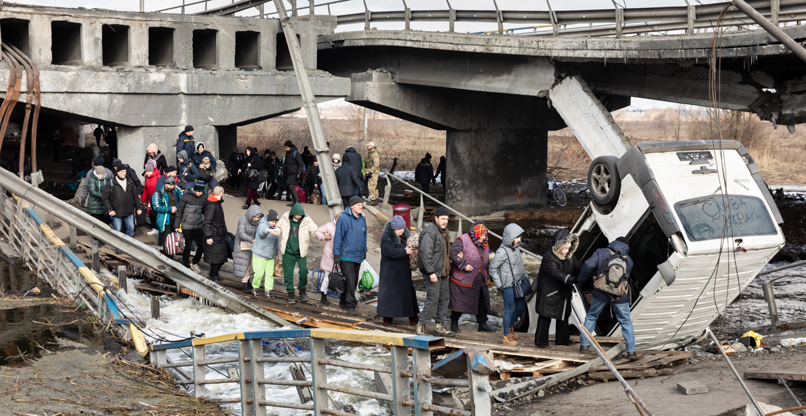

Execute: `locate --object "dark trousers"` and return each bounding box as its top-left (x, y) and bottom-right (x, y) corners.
top-left (287, 184), bottom-right (299, 204)
top-left (209, 263), bottom-right (223, 281)
top-left (268, 182), bottom-right (279, 199)
top-left (535, 314), bottom-right (571, 347)
top-left (158, 223), bottom-right (175, 257)
top-left (420, 181), bottom-right (430, 194)
top-left (339, 261), bottom-right (360, 309)
top-left (230, 172), bottom-right (241, 190)
top-left (450, 293), bottom-right (489, 325)
top-left (149, 210), bottom-right (157, 229)
top-left (182, 228), bottom-right (204, 267)
top-left (91, 213), bottom-right (111, 225)
top-left (342, 196), bottom-right (352, 209)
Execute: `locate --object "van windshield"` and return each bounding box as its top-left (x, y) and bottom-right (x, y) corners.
top-left (674, 195), bottom-right (777, 242)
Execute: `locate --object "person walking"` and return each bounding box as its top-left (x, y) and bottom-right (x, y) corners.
top-left (90, 142), bottom-right (101, 160)
top-left (416, 207), bottom-right (454, 337)
top-left (228, 146), bottom-right (245, 190)
top-left (176, 125), bottom-right (195, 166)
top-left (303, 159), bottom-right (321, 204)
top-left (335, 154), bottom-right (363, 209)
top-left (365, 142), bottom-right (380, 205)
top-left (112, 158), bottom-right (144, 197)
top-left (176, 180), bottom-right (207, 273)
top-left (265, 151), bottom-right (280, 199)
top-left (277, 203), bottom-right (318, 304)
top-left (102, 164), bottom-right (144, 238)
top-left (490, 223), bottom-right (528, 346)
top-left (414, 153), bottom-right (434, 194)
top-left (202, 186), bottom-right (228, 282)
top-left (141, 160), bottom-right (162, 236)
top-left (435, 156), bottom-right (446, 187)
top-left (235, 205), bottom-right (263, 293)
top-left (251, 209), bottom-right (281, 298)
top-left (144, 143), bottom-right (169, 175)
top-left (156, 166), bottom-right (178, 191)
top-left (332, 196), bottom-right (367, 316)
top-left (80, 157), bottom-right (112, 207)
top-left (177, 150), bottom-right (200, 190)
top-left (87, 166), bottom-right (110, 224)
top-left (576, 236), bottom-right (638, 359)
top-left (314, 213), bottom-right (341, 304)
top-left (106, 127), bottom-right (118, 159)
top-left (93, 124), bottom-right (105, 147)
top-left (301, 146), bottom-right (315, 167)
top-left (152, 176), bottom-right (182, 257)
top-left (241, 147), bottom-right (263, 209)
top-left (448, 220), bottom-right (493, 334)
top-left (378, 215), bottom-right (419, 325)
top-left (343, 146), bottom-right (364, 195)
top-left (282, 140), bottom-right (305, 207)
top-left (534, 229), bottom-right (582, 349)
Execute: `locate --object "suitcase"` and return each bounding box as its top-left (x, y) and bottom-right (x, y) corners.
top-left (296, 185), bottom-right (307, 204)
top-left (163, 231), bottom-right (185, 256)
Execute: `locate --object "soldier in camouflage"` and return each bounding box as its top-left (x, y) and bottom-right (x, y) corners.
top-left (365, 142), bottom-right (381, 205)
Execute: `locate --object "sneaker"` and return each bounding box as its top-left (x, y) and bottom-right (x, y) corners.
top-left (347, 308), bottom-right (357, 316)
top-left (503, 334), bottom-right (517, 346)
top-left (242, 204), bottom-right (249, 209)
top-left (450, 321), bottom-right (461, 333)
top-left (477, 322), bottom-right (494, 332)
top-left (147, 228), bottom-right (159, 236)
top-left (298, 288), bottom-right (308, 302)
top-left (625, 351), bottom-right (639, 361)
top-left (287, 292), bottom-right (296, 304)
top-left (251, 288), bottom-right (264, 297)
top-left (265, 290), bottom-right (275, 300)
top-left (415, 322), bottom-right (425, 335)
top-left (190, 263), bottom-right (202, 274)
top-left (579, 345), bottom-right (591, 354)
top-left (434, 323), bottom-right (455, 337)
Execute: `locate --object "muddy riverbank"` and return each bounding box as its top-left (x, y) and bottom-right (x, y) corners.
top-left (0, 254), bottom-right (226, 416)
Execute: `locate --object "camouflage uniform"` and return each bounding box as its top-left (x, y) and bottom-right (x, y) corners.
top-left (365, 147), bottom-right (381, 201)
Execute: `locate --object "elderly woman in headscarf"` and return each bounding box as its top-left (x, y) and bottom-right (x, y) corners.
top-left (235, 205), bottom-right (264, 293)
top-left (534, 228), bottom-right (581, 349)
top-left (377, 215), bottom-right (419, 325)
top-left (448, 220), bottom-right (493, 334)
top-left (314, 212), bottom-right (341, 304)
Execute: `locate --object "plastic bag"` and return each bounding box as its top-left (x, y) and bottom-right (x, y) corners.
top-left (739, 330), bottom-right (763, 349)
top-left (358, 260), bottom-right (380, 291)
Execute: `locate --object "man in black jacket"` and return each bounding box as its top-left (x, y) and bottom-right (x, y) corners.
top-left (283, 140), bottom-right (305, 207)
top-left (416, 207), bottom-right (455, 337)
top-left (228, 146), bottom-right (245, 190)
top-left (335, 154), bottom-right (364, 209)
top-left (414, 153), bottom-right (434, 194)
top-left (176, 180), bottom-right (207, 273)
top-left (112, 158), bottom-right (143, 197)
top-left (203, 186), bottom-right (228, 282)
top-left (265, 151), bottom-right (280, 199)
top-left (102, 165), bottom-right (144, 238)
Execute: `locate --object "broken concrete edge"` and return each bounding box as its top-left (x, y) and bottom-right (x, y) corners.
top-left (364, 203), bottom-right (390, 221)
top-left (491, 343), bottom-right (626, 403)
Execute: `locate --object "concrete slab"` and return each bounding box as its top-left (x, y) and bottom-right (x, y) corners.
top-left (676, 381), bottom-right (709, 395)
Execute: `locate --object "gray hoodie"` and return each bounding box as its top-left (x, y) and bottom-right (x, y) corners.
top-left (489, 224), bottom-right (526, 290)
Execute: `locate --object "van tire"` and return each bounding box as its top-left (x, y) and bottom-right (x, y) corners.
top-left (512, 309), bottom-right (530, 332)
top-left (588, 156), bottom-right (621, 206)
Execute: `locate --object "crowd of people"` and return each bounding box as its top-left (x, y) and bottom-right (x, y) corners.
top-left (80, 125), bottom-right (635, 356)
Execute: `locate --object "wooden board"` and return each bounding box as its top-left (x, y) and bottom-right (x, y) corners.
top-left (744, 371), bottom-right (806, 382)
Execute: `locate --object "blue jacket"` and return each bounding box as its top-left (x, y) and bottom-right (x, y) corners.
top-left (176, 132), bottom-right (195, 164)
top-left (178, 160), bottom-right (200, 188)
top-left (253, 216), bottom-right (281, 260)
top-left (577, 240), bottom-right (634, 303)
top-left (151, 186), bottom-right (183, 233)
top-left (332, 206), bottom-right (367, 263)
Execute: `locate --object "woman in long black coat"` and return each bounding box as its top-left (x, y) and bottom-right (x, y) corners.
top-left (242, 147), bottom-right (264, 208)
top-left (202, 189), bottom-right (229, 282)
top-left (377, 215), bottom-right (420, 325)
top-left (534, 228), bottom-right (582, 348)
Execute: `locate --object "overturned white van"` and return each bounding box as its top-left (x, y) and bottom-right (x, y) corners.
top-left (518, 141), bottom-right (785, 350)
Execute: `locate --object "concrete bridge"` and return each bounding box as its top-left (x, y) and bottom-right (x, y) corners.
top-left (2, 1), bottom-right (806, 214)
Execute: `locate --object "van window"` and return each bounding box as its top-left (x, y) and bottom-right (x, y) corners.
top-left (674, 195), bottom-right (777, 242)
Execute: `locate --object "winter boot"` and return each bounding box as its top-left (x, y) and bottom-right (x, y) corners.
top-left (477, 322), bottom-right (494, 332)
top-left (503, 333), bottom-right (517, 346)
top-left (320, 293), bottom-right (329, 305)
top-left (450, 320), bottom-right (461, 334)
top-left (347, 308), bottom-right (357, 316)
top-left (509, 328), bottom-right (520, 340)
top-left (243, 282), bottom-right (251, 294)
top-left (287, 291), bottom-right (296, 305)
top-left (434, 323), bottom-right (455, 337)
top-left (415, 322), bottom-right (425, 336)
top-left (298, 288), bottom-right (308, 302)
top-left (625, 351), bottom-right (639, 361)
top-left (579, 345), bottom-right (590, 354)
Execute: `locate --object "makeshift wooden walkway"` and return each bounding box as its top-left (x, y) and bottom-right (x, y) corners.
top-left (77, 235), bottom-right (690, 381)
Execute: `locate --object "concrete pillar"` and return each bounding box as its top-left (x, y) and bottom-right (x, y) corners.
top-left (446, 128), bottom-right (547, 216)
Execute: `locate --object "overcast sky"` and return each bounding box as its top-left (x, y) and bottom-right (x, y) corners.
top-left (14, 0), bottom-right (721, 108)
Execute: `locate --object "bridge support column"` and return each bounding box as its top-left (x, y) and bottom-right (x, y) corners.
top-left (446, 128), bottom-right (547, 216)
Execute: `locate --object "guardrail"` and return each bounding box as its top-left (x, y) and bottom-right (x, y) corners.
top-left (153, 0), bottom-right (806, 38)
top-left (149, 328), bottom-right (494, 415)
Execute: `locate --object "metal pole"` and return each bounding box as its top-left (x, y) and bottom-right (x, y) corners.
top-left (271, 0), bottom-right (342, 219)
top-left (705, 327), bottom-right (765, 416)
top-left (140, 0), bottom-right (145, 12)
top-left (762, 281), bottom-right (780, 327)
top-left (778, 376), bottom-right (806, 416)
top-left (732, 0), bottom-right (806, 64)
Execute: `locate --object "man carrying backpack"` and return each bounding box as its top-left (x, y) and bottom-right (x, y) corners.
top-left (576, 236), bottom-right (637, 360)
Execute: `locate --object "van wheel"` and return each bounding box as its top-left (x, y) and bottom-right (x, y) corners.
top-left (588, 156), bottom-right (621, 206)
top-left (512, 309), bottom-right (530, 332)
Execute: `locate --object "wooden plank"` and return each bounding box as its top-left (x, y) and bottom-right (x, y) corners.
top-left (743, 372), bottom-right (806, 382)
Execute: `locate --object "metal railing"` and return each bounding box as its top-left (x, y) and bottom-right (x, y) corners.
top-left (381, 171), bottom-right (543, 262)
top-left (152, 0), bottom-right (806, 38)
top-left (149, 328), bottom-right (493, 415)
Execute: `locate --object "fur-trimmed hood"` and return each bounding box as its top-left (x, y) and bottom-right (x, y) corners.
top-left (551, 229), bottom-right (578, 260)
top-left (384, 221), bottom-right (411, 245)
